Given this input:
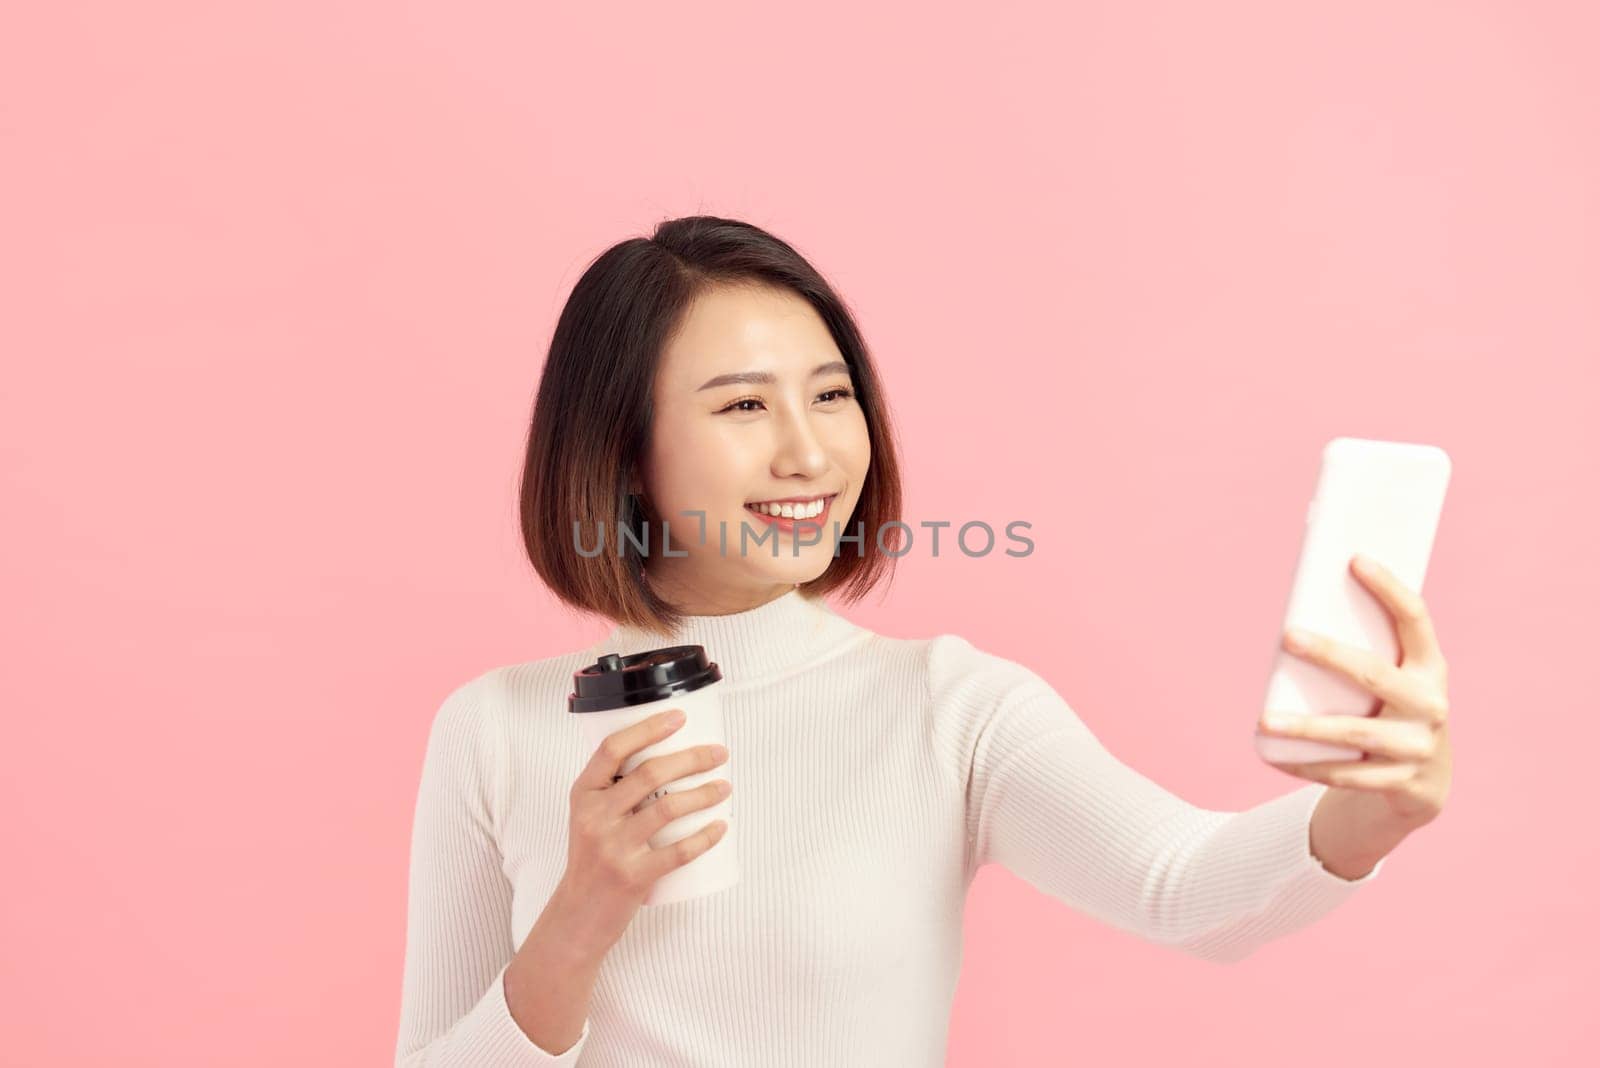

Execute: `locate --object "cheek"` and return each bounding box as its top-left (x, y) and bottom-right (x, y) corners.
top-left (649, 439), bottom-right (749, 514)
top-left (836, 413), bottom-right (872, 475)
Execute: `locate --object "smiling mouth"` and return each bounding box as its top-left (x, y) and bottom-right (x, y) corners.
top-left (743, 493), bottom-right (838, 523)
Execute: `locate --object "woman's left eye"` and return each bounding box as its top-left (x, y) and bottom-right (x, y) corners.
top-left (718, 388), bottom-right (853, 414)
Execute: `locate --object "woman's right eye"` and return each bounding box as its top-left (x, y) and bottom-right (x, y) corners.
top-left (717, 387), bottom-right (852, 415)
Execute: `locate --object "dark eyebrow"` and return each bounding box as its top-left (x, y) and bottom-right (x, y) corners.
top-left (695, 360), bottom-right (851, 392)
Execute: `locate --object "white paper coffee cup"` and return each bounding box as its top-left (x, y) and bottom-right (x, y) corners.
top-left (570, 646), bottom-right (737, 906)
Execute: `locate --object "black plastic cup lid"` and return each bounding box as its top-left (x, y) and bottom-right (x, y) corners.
top-left (569, 645), bottom-right (723, 714)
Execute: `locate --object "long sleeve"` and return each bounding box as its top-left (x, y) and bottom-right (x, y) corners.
top-left (930, 634), bottom-right (1382, 964)
top-left (395, 673), bottom-right (592, 1065)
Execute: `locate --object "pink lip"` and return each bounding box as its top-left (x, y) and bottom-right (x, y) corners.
top-left (744, 495), bottom-right (836, 531)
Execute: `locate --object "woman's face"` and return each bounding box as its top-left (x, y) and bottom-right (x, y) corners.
top-left (636, 282), bottom-right (871, 612)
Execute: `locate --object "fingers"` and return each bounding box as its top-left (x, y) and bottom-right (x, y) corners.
top-left (623, 776), bottom-right (731, 842)
top-left (574, 708), bottom-right (686, 792)
top-left (1274, 756), bottom-right (1420, 790)
top-left (1349, 554), bottom-right (1447, 674)
top-left (641, 817), bottom-right (730, 886)
top-left (609, 742), bottom-right (731, 816)
top-left (1282, 628), bottom-right (1444, 721)
top-left (1260, 712), bottom-right (1436, 762)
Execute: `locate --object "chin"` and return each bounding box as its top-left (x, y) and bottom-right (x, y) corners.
top-left (745, 552), bottom-right (833, 586)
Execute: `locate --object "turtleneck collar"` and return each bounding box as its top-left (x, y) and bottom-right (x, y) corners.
top-left (585, 587), bottom-right (869, 688)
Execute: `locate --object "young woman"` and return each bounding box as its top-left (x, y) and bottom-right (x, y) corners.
top-left (395, 216), bottom-right (1453, 1066)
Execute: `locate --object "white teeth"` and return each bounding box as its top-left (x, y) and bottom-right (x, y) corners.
top-left (749, 498), bottom-right (827, 519)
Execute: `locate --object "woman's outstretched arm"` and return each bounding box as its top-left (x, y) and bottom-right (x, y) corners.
top-left (928, 634), bottom-right (1381, 964)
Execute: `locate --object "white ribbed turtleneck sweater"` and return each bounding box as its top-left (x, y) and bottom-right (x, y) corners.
top-left (395, 588), bottom-right (1382, 1066)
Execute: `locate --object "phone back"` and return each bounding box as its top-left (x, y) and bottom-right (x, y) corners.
top-left (1255, 437), bottom-right (1452, 764)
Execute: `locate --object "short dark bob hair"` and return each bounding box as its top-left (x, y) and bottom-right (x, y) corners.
top-left (519, 215), bottom-right (905, 636)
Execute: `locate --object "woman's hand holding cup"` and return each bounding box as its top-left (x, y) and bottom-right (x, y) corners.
top-left (554, 708), bottom-right (732, 954)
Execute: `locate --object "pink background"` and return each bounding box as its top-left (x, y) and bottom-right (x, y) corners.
top-left (4, 2), bottom-right (1595, 1064)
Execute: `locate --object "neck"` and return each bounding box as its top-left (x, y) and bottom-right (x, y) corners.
top-left (642, 570), bottom-right (801, 617)
top-left (589, 586), bottom-right (868, 686)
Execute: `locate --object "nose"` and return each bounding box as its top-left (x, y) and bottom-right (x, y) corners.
top-left (771, 406), bottom-right (828, 479)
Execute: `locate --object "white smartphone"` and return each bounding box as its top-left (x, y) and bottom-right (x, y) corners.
top-left (1255, 437), bottom-right (1452, 764)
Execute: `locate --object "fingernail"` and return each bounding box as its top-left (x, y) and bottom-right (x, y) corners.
top-left (668, 709), bottom-right (686, 726)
